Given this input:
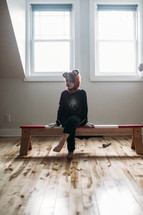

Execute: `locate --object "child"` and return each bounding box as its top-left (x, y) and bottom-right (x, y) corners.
top-left (52, 69), bottom-right (88, 159)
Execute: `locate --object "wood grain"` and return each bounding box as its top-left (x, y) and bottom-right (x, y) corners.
top-left (0, 136), bottom-right (143, 215)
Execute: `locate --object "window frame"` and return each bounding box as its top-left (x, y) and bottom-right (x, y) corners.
top-left (89, 0), bottom-right (143, 81)
top-left (25, 0), bottom-right (80, 81)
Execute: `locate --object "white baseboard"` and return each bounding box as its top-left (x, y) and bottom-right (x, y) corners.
top-left (0, 129), bottom-right (21, 137)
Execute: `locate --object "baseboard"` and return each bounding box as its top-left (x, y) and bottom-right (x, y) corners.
top-left (0, 129), bottom-right (21, 137)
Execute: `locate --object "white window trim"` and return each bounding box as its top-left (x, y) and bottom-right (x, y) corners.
top-left (89, 0), bottom-right (143, 81)
top-left (25, 0), bottom-right (80, 82)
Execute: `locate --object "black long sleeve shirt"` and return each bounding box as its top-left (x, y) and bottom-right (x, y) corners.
top-left (56, 89), bottom-right (88, 126)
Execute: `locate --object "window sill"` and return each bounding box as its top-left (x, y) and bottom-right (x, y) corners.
top-left (90, 75), bottom-right (143, 82)
top-left (24, 76), bottom-right (64, 82)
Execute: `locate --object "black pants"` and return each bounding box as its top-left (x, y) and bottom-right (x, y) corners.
top-left (62, 115), bottom-right (81, 152)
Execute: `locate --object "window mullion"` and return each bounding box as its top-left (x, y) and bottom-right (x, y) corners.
top-left (34, 39), bottom-right (71, 42)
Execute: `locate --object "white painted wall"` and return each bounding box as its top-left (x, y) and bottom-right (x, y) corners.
top-left (0, 0), bottom-right (24, 78)
top-left (6, 0), bottom-right (26, 72)
top-left (0, 0), bottom-right (143, 136)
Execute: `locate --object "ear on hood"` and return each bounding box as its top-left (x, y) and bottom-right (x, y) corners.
top-left (63, 69), bottom-right (79, 78)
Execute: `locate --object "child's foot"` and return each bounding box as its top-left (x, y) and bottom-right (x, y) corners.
top-left (53, 143), bottom-right (64, 152)
top-left (67, 152), bottom-right (74, 160)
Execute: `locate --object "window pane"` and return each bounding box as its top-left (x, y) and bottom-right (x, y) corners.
top-left (34, 42), bottom-right (70, 72)
top-left (34, 11), bottom-right (70, 40)
top-left (98, 42), bottom-right (136, 74)
top-left (98, 11), bottom-right (135, 40)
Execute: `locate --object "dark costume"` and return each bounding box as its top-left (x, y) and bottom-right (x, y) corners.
top-left (56, 70), bottom-right (88, 152)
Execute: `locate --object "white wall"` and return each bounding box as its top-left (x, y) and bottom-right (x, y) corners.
top-left (0, 0), bottom-right (143, 136)
top-left (6, 0), bottom-right (26, 72)
top-left (0, 0), bottom-right (24, 78)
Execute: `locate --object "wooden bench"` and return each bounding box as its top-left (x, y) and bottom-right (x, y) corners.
top-left (20, 124), bottom-right (143, 156)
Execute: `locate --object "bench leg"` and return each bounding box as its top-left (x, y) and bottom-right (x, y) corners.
top-left (131, 136), bottom-right (135, 150)
top-left (20, 129), bottom-right (31, 156)
top-left (132, 127), bottom-right (143, 154)
top-left (29, 136), bottom-right (32, 150)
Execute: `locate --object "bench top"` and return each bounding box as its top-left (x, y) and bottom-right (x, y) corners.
top-left (20, 124), bottom-right (94, 128)
top-left (20, 124), bottom-right (143, 128)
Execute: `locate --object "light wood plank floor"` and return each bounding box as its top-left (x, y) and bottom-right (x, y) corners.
top-left (0, 136), bottom-right (143, 215)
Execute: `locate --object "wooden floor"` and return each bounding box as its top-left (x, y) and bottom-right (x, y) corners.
top-left (0, 136), bottom-right (143, 215)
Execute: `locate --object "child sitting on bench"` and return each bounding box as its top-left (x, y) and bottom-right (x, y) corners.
top-left (50, 69), bottom-right (88, 159)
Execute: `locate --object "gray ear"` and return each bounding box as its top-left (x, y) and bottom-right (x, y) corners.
top-left (72, 69), bottom-right (79, 76)
top-left (63, 72), bottom-right (68, 78)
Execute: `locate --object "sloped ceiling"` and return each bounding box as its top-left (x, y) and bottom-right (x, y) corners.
top-left (0, 0), bottom-right (25, 78)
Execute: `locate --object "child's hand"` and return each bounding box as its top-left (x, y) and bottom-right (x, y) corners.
top-left (48, 122), bottom-right (57, 128)
top-left (85, 123), bottom-right (94, 127)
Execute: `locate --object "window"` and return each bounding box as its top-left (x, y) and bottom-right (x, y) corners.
top-left (97, 5), bottom-right (137, 75)
top-left (90, 0), bottom-right (143, 81)
top-left (26, 0), bottom-right (80, 81)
